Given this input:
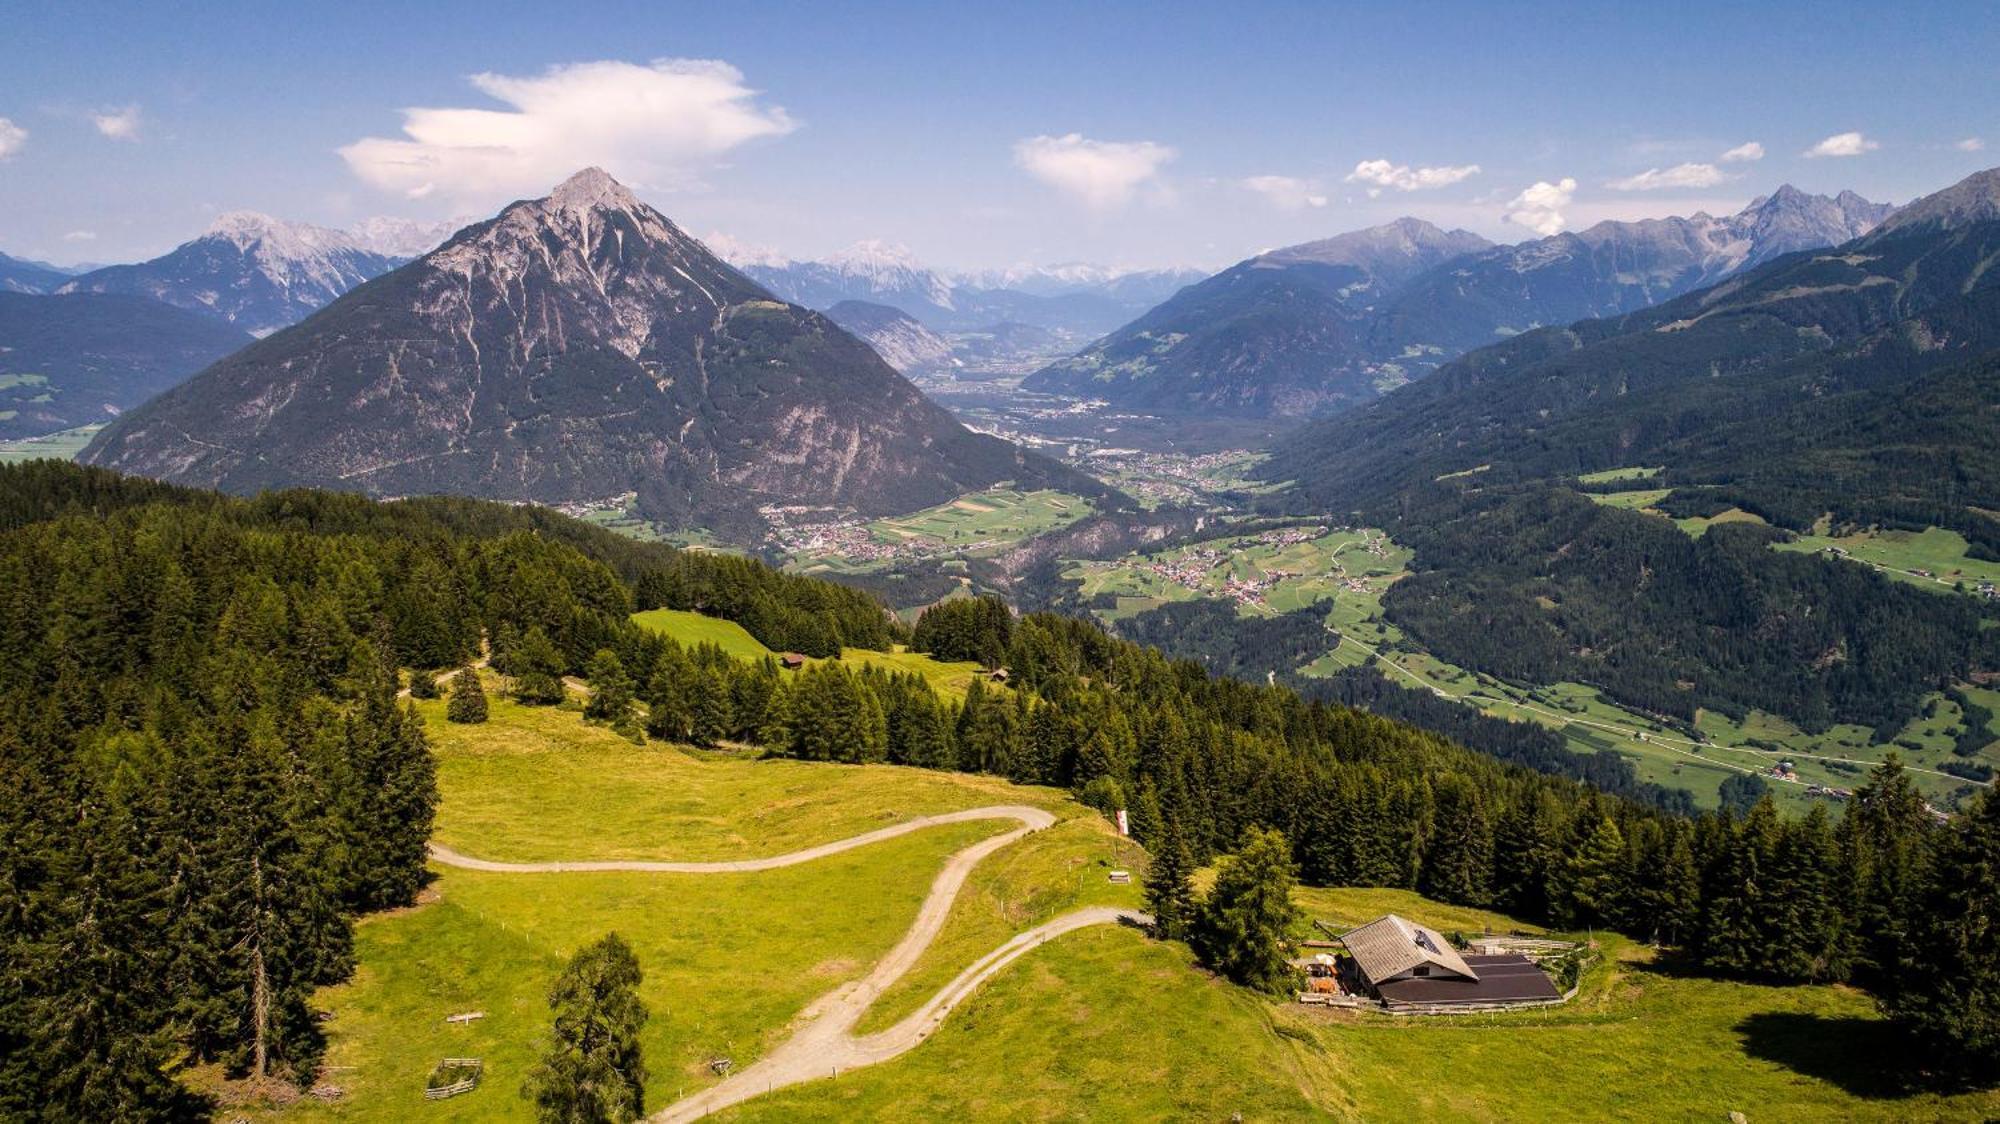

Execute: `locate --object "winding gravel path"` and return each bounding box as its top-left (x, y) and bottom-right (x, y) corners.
top-left (427, 805), bottom-right (1147, 1121)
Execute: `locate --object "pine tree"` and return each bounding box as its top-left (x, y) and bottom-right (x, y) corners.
top-left (1557, 815), bottom-right (1626, 929)
top-left (523, 933), bottom-right (649, 1123)
top-left (1884, 791), bottom-right (2000, 1072)
top-left (688, 664), bottom-right (732, 747)
top-left (408, 668), bottom-right (441, 700)
top-left (643, 649), bottom-right (693, 743)
top-left (1144, 814), bottom-right (1197, 942)
top-left (1840, 755), bottom-right (1935, 983)
top-left (1193, 826), bottom-right (1301, 994)
top-left (1420, 775), bottom-right (1493, 906)
top-left (447, 668), bottom-right (488, 724)
top-left (582, 649), bottom-right (633, 725)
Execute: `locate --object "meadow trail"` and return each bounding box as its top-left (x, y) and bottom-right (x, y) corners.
top-left (428, 806), bottom-right (1149, 1121)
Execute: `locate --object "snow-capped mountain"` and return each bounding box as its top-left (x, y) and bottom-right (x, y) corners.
top-left (715, 237), bottom-right (1206, 336)
top-left (728, 239), bottom-right (960, 321)
top-left (58, 213), bottom-right (402, 336)
top-left (346, 215), bottom-right (465, 259)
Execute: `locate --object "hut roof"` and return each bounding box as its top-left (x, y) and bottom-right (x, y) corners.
top-left (1340, 914), bottom-right (1478, 984)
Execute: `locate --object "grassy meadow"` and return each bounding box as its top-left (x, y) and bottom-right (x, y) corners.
top-left (248, 686), bottom-right (2000, 1122)
top-left (631, 606), bottom-right (994, 697)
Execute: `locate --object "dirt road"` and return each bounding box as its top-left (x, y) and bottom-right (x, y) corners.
top-left (427, 804), bottom-right (1146, 1120)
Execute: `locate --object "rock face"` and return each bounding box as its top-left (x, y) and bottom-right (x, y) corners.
top-left (824, 300), bottom-right (956, 374)
top-left (1027, 189), bottom-right (1892, 418)
top-left (0, 292), bottom-right (251, 438)
top-left (58, 213), bottom-right (405, 336)
top-left (80, 169), bottom-right (1095, 538)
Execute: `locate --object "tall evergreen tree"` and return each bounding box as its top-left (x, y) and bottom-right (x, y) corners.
top-left (1193, 827), bottom-right (1301, 995)
top-left (1884, 791), bottom-right (2000, 1072)
top-left (582, 649), bottom-right (633, 725)
top-left (1144, 813), bottom-right (1198, 942)
top-left (522, 933), bottom-right (649, 1124)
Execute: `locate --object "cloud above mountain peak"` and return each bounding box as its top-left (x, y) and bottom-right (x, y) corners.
top-left (338, 58), bottom-right (795, 205)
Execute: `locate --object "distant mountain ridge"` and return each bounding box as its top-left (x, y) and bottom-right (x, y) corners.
top-left (717, 238), bottom-right (1204, 336)
top-left (80, 169), bottom-right (1101, 541)
top-left (52, 213), bottom-right (461, 336)
top-left (1025, 186), bottom-right (1893, 418)
top-left (0, 252), bottom-right (78, 295)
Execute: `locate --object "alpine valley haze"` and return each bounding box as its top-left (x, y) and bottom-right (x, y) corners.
top-left (3, 5), bottom-right (1999, 1123)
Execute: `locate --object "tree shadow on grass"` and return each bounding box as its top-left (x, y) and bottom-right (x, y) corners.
top-left (1735, 1012), bottom-right (1984, 1099)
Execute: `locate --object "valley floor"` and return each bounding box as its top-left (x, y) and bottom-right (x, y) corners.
top-left (236, 682), bottom-right (1999, 1121)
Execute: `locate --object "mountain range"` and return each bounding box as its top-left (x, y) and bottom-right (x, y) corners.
top-left (1026, 187), bottom-right (1894, 417)
top-left (1247, 166), bottom-right (2000, 747)
top-left (719, 238), bottom-right (1203, 337)
top-left (1266, 167), bottom-right (2000, 525)
top-left (79, 169), bottom-right (1101, 540)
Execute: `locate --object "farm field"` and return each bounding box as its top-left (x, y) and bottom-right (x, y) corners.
top-left (631, 607), bottom-right (993, 697)
top-left (868, 488), bottom-right (1091, 551)
top-left (1777, 524), bottom-right (2000, 593)
top-left (1583, 487), bottom-right (2000, 595)
top-left (0, 423), bottom-right (100, 463)
top-left (1065, 525), bottom-right (1409, 622)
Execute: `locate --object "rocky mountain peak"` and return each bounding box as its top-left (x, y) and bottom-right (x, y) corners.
top-left (544, 166), bottom-right (641, 213)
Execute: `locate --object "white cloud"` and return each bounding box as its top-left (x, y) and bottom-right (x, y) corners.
top-left (1957, 137), bottom-right (1985, 153)
top-left (1012, 133), bottom-right (1176, 209)
top-left (1345, 158), bottom-right (1481, 197)
top-left (1804, 131), bottom-right (1878, 158)
top-left (1241, 174), bottom-right (1327, 210)
top-left (1606, 162), bottom-right (1728, 191)
top-left (1719, 142), bottom-right (1764, 163)
top-left (0, 118), bottom-right (25, 159)
top-left (338, 58), bottom-right (796, 203)
top-left (62, 230), bottom-right (96, 242)
top-left (92, 105), bottom-right (142, 140)
top-left (1504, 177), bottom-right (1577, 236)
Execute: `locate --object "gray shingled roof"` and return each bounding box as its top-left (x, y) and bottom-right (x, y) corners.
top-left (1340, 914), bottom-right (1478, 984)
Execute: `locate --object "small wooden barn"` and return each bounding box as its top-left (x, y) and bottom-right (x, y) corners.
top-left (1339, 914), bottom-right (1562, 1010)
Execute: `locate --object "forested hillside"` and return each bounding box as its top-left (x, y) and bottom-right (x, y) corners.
top-left (5, 464), bottom-right (1995, 1120)
top-left (1253, 172), bottom-right (2000, 757)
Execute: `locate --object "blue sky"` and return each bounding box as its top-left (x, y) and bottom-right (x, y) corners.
top-left (2, 0), bottom-right (1993, 269)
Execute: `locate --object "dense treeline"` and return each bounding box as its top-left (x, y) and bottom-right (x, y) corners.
top-left (0, 464), bottom-right (907, 1119)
